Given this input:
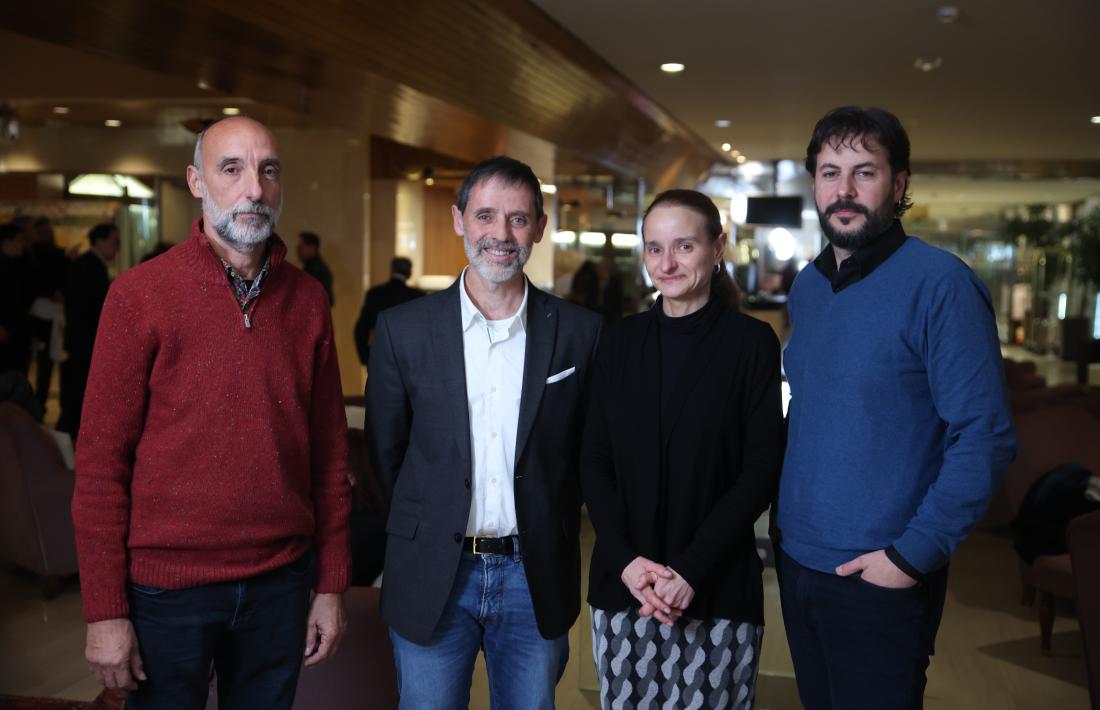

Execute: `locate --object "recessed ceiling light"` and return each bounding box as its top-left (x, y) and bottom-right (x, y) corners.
top-left (52, 106), bottom-right (70, 115)
top-left (1091, 116), bottom-right (1100, 124)
top-left (914, 57), bottom-right (943, 72)
top-left (197, 79), bottom-right (212, 90)
top-left (715, 119), bottom-right (731, 128)
top-left (222, 107), bottom-right (241, 116)
top-left (731, 150), bottom-right (741, 157)
top-left (721, 142), bottom-right (732, 152)
top-left (659, 62), bottom-right (685, 74)
top-left (104, 119), bottom-right (122, 128)
top-left (736, 155), bottom-right (747, 164)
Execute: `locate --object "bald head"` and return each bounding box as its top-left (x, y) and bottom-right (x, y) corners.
top-left (192, 116), bottom-right (278, 173)
top-left (186, 116), bottom-right (283, 254)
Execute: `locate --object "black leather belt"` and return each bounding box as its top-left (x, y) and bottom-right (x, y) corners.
top-left (466, 535), bottom-right (520, 556)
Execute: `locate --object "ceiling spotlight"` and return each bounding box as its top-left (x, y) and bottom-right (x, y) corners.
top-left (914, 57), bottom-right (943, 73)
top-left (104, 119), bottom-right (122, 128)
top-left (222, 107), bottom-right (241, 116)
top-left (736, 155), bottom-right (747, 164)
top-left (731, 150), bottom-right (741, 157)
top-left (52, 106), bottom-right (70, 115)
top-left (1091, 116), bottom-right (1100, 124)
top-left (715, 119), bottom-right (731, 128)
top-left (721, 142), bottom-right (732, 152)
top-left (197, 79), bottom-right (212, 90)
top-left (937, 5), bottom-right (959, 23)
top-left (659, 62), bottom-right (685, 74)
top-left (425, 177), bottom-right (435, 186)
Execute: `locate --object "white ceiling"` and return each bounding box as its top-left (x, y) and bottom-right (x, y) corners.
top-left (533, 0), bottom-right (1100, 164)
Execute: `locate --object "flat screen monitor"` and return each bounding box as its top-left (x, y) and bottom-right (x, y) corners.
top-left (744, 196), bottom-right (803, 227)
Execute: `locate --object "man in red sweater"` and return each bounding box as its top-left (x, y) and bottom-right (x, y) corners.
top-left (72, 116), bottom-right (351, 709)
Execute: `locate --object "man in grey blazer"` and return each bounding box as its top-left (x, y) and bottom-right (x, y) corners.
top-left (366, 156), bottom-right (602, 709)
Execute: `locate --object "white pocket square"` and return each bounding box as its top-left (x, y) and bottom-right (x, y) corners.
top-left (546, 367), bottom-right (576, 384)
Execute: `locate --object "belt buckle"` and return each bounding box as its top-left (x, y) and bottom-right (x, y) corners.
top-left (472, 535), bottom-right (488, 556)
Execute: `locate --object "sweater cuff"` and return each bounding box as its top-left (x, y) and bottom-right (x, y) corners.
top-left (313, 547), bottom-right (351, 594)
top-left (82, 583), bottom-right (131, 624)
top-left (890, 529), bottom-right (946, 577)
top-left (885, 545), bottom-right (925, 583)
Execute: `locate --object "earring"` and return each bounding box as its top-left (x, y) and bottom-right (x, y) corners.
top-left (713, 263), bottom-right (722, 275)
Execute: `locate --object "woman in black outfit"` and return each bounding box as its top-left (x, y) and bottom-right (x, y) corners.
top-left (581, 189), bottom-right (785, 709)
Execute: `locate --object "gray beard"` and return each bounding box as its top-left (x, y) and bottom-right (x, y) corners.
top-left (202, 188), bottom-right (282, 254)
top-left (464, 236), bottom-right (531, 283)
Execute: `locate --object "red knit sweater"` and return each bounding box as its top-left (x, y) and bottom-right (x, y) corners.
top-left (72, 219), bottom-right (351, 623)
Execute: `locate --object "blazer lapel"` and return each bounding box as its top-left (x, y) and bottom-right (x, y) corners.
top-left (431, 280), bottom-right (472, 472)
top-left (515, 285), bottom-right (557, 464)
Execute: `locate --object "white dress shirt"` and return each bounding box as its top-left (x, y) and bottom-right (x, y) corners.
top-left (459, 269), bottom-right (528, 537)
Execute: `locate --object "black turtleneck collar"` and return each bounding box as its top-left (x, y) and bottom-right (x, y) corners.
top-left (813, 219), bottom-right (908, 293)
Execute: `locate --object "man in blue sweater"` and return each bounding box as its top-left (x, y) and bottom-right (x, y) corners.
top-left (777, 106), bottom-right (1017, 709)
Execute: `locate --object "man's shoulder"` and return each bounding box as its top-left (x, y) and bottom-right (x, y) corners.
top-left (896, 236), bottom-right (969, 274)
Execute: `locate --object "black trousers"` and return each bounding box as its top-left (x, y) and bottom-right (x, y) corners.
top-left (777, 548), bottom-right (949, 710)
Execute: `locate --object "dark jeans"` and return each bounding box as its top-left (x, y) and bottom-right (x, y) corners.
top-left (777, 548), bottom-right (949, 710)
top-left (126, 552), bottom-right (314, 710)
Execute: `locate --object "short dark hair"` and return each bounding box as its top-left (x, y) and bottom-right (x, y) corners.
top-left (299, 231), bottom-right (320, 247)
top-left (391, 256), bottom-right (412, 278)
top-left (88, 223), bottom-right (117, 245)
top-left (805, 106), bottom-right (913, 217)
top-left (456, 156), bottom-right (544, 220)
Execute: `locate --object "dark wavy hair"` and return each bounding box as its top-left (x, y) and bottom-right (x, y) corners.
top-left (456, 156), bottom-right (544, 220)
top-left (805, 106), bottom-right (913, 217)
top-left (643, 189), bottom-right (740, 309)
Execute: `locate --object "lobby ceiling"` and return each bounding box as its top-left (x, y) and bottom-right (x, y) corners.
top-left (533, 0), bottom-right (1100, 164)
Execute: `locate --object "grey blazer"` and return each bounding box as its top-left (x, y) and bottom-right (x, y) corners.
top-left (366, 279), bottom-right (602, 643)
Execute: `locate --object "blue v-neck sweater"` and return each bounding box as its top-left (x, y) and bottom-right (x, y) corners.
top-left (778, 235), bottom-right (1017, 576)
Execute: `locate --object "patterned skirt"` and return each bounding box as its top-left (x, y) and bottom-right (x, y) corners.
top-left (590, 607), bottom-right (763, 710)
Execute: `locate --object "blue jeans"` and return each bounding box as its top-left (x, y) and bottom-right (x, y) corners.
top-left (125, 552), bottom-right (314, 710)
top-left (388, 544), bottom-right (569, 710)
top-left (777, 548), bottom-right (949, 710)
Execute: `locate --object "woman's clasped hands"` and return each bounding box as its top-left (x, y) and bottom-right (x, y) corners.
top-left (621, 556), bottom-right (695, 626)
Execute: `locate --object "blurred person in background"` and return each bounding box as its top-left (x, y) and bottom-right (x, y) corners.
top-left (28, 216), bottom-right (68, 408)
top-left (298, 230), bottom-right (334, 306)
top-left (0, 222), bottom-right (35, 376)
top-left (56, 222), bottom-right (119, 439)
top-left (353, 255), bottom-right (423, 367)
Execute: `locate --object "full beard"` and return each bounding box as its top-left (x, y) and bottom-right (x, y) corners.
top-left (818, 198), bottom-right (895, 251)
top-left (464, 236), bottom-right (531, 283)
top-left (203, 186), bottom-right (282, 254)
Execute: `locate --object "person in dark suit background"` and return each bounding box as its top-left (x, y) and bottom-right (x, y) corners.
top-left (353, 256), bottom-right (423, 367)
top-left (297, 231), bottom-right (335, 306)
top-left (57, 222), bottom-right (120, 438)
top-left (28, 217), bottom-right (68, 408)
top-left (0, 222), bottom-right (36, 376)
top-left (367, 156), bottom-right (601, 709)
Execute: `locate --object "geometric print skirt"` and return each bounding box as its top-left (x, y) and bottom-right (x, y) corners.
top-left (590, 607), bottom-right (763, 710)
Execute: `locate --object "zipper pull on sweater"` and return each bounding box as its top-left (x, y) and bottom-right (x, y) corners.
top-left (244, 311), bottom-right (252, 329)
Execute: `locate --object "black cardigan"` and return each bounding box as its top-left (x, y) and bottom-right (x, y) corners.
top-left (580, 301), bottom-right (784, 624)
